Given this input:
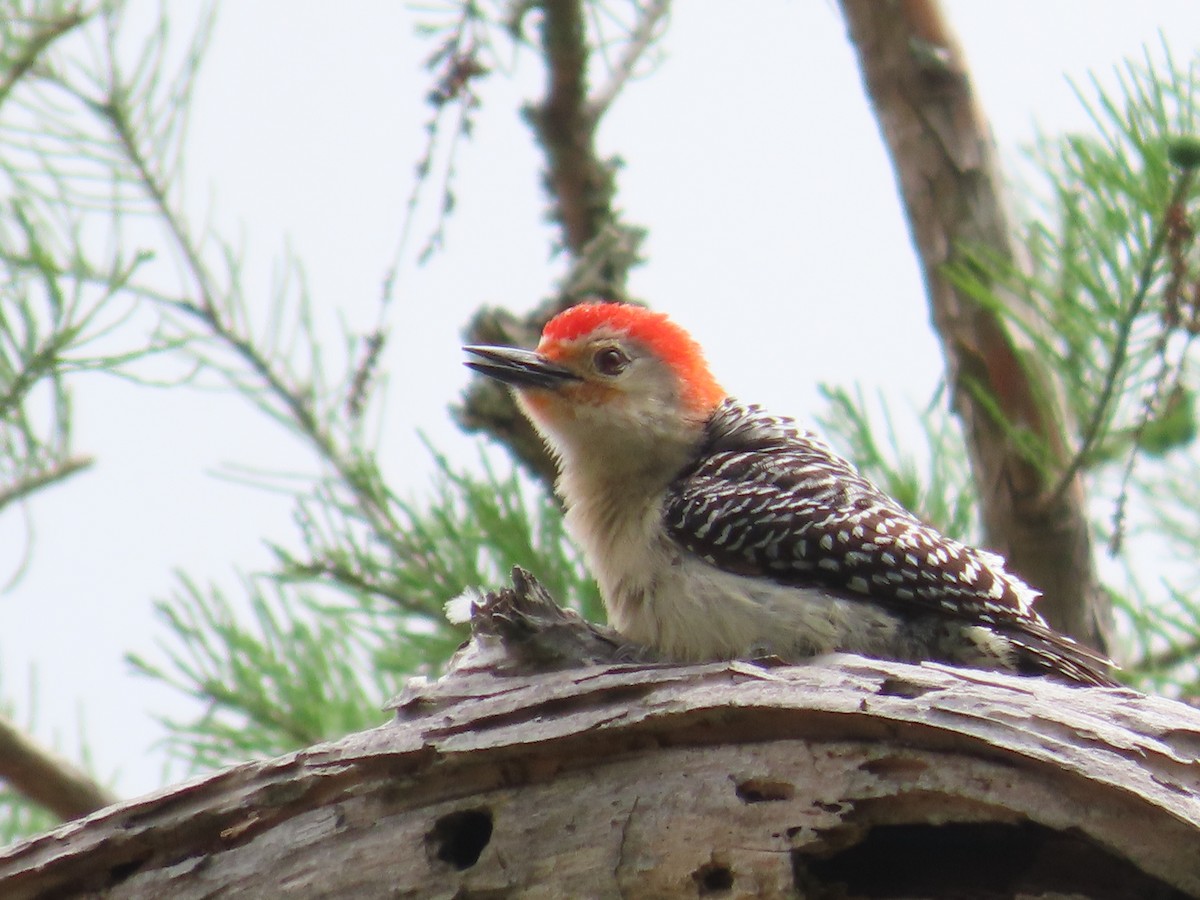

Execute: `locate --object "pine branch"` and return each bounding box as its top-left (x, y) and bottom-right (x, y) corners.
top-left (1052, 170), bottom-right (1197, 504)
top-left (530, 0), bottom-right (605, 255)
top-left (66, 53), bottom-right (418, 570)
top-left (0, 6), bottom-right (90, 108)
top-left (457, 1), bottom-right (657, 485)
top-left (0, 455), bottom-right (92, 512)
top-left (586, 0), bottom-right (670, 121)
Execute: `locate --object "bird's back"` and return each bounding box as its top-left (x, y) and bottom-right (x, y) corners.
top-left (660, 400), bottom-right (1116, 686)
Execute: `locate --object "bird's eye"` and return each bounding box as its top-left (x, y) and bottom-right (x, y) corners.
top-left (593, 346), bottom-right (630, 377)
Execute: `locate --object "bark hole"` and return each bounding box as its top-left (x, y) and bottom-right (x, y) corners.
top-left (692, 859), bottom-right (734, 895)
top-left (734, 777), bottom-right (795, 803)
top-left (857, 755), bottom-right (930, 778)
top-left (876, 676), bottom-right (937, 699)
top-left (107, 854), bottom-right (150, 887)
top-left (792, 821), bottom-right (1188, 899)
top-left (425, 808), bottom-right (493, 870)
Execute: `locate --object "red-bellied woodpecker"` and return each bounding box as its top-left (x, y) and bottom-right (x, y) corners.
top-left (465, 302), bottom-right (1116, 686)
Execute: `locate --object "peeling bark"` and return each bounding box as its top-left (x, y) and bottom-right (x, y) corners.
top-left (1, 572), bottom-right (1195, 898)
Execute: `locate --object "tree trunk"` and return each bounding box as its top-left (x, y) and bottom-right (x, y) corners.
top-left (838, 0), bottom-right (1110, 652)
top-left (1, 574), bottom-right (1196, 899)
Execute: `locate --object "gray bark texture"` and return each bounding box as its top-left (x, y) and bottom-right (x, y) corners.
top-left (1, 570), bottom-right (1198, 898)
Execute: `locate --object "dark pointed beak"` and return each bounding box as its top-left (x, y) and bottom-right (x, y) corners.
top-left (463, 345), bottom-right (581, 390)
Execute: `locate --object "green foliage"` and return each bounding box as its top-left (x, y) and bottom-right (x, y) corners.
top-left (955, 41), bottom-right (1200, 474)
top-left (0, 0), bottom-right (184, 582)
top-left (4, 0), bottom-right (1200, 846)
top-left (816, 384), bottom-right (976, 541)
top-left (821, 41), bottom-right (1200, 692)
top-left (0, 793), bottom-right (55, 847)
top-left (1168, 135), bottom-right (1200, 170)
top-left (1012, 43), bottom-right (1200, 688)
top-left (275, 443), bottom-right (602, 640)
top-left (129, 578), bottom-right (386, 770)
top-left (0, 0), bottom-right (598, 826)
top-left (1113, 581), bottom-right (1200, 697)
top-left (128, 449), bottom-right (596, 770)
top-left (1091, 383), bottom-right (1196, 461)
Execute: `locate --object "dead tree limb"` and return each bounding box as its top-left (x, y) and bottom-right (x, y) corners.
top-left (456, 1), bottom-right (655, 490)
top-left (0, 571), bottom-right (1196, 898)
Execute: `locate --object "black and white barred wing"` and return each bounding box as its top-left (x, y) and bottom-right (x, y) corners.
top-left (664, 401), bottom-right (1116, 685)
top-left (667, 401), bottom-right (1045, 632)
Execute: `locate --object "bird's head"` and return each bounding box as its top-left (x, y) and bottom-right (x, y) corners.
top-left (465, 303), bottom-right (727, 476)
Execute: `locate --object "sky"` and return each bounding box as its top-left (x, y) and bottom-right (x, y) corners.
top-left (3, 2), bottom-right (1200, 801)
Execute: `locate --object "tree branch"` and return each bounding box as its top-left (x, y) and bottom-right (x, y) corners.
top-left (458, 2), bottom-right (657, 485)
top-left (529, 0), bottom-right (608, 256)
top-left (0, 713), bottom-right (117, 823)
top-left (0, 7), bottom-right (90, 108)
top-left (0, 456), bottom-right (94, 514)
top-left (1053, 171), bottom-right (1196, 505)
top-left (587, 0), bottom-right (671, 122)
top-left (838, 0), bottom-right (1109, 650)
top-left (1, 573), bottom-right (1196, 895)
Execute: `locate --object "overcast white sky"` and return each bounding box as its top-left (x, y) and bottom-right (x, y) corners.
top-left (3, 2), bottom-right (1199, 800)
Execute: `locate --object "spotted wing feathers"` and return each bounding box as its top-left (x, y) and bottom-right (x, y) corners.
top-left (664, 400), bottom-right (1115, 685)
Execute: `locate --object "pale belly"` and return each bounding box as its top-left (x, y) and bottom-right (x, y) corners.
top-left (565, 487), bottom-right (1008, 670)
top-left (604, 555), bottom-right (1007, 669)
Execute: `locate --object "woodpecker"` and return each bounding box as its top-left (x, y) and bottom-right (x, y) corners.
top-left (464, 302), bottom-right (1116, 686)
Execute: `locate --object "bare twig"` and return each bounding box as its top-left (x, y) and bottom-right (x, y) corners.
top-left (0, 712), bottom-right (117, 822)
top-left (0, 7), bottom-right (90, 108)
top-left (102, 86), bottom-right (410, 539)
top-left (0, 456), bottom-right (94, 513)
top-left (387, 5), bottom-right (490, 279)
top-left (587, 0), bottom-right (671, 121)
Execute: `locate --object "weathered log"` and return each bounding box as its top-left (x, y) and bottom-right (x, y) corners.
top-left (1, 571), bottom-right (1197, 898)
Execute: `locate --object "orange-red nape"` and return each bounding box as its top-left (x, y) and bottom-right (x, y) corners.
top-left (539, 302), bottom-right (727, 417)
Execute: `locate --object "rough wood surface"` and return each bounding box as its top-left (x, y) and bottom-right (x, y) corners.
top-left (2, 664), bottom-right (1198, 897)
top-left (1, 571), bottom-right (1197, 898)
